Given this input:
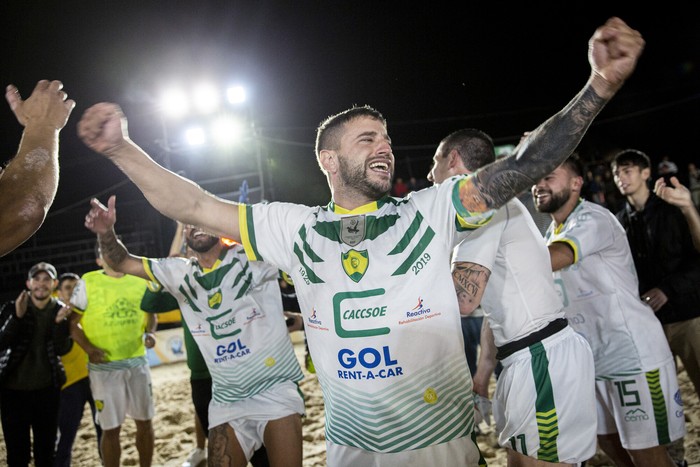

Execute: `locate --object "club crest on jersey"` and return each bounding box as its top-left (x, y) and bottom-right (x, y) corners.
top-left (340, 215), bottom-right (366, 246)
top-left (208, 290), bottom-right (223, 309)
top-left (342, 249), bottom-right (369, 283)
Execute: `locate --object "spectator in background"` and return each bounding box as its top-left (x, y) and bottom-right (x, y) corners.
top-left (69, 244), bottom-right (157, 467)
top-left (612, 149), bottom-right (700, 465)
top-left (391, 177), bottom-right (409, 197)
top-left (0, 81), bottom-right (75, 257)
top-left (658, 155), bottom-right (679, 179)
top-left (0, 262), bottom-right (73, 467)
top-left (54, 272), bottom-right (102, 467)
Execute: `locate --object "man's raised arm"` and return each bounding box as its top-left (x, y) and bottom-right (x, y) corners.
top-left (77, 103), bottom-right (240, 241)
top-left (464, 17), bottom-right (645, 212)
top-left (0, 80), bottom-right (75, 256)
top-left (84, 195), bottom-right (150, 280)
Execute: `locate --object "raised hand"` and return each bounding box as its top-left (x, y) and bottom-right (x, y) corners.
top-left (84, 195), bottom-right (118, 235)
top-left (5, 80), bottom-right (75, 130)
top-left (77, 102), bottom-right (131, 156)
top-left (588, 17), bottom-right (645, 98)
top-left (14, 290), bottom-right (29, 319)
top-left (654, 176), bottom-right (693, 208)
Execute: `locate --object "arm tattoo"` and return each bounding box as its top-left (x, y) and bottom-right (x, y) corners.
top-left (452, 262), bottom-right (491, 311)
top-left (97, 231), bottom-right (128, 265)
top-left (468, 85), bottom-right (608, 210)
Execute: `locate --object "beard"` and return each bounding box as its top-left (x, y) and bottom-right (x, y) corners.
top-left (186, 234), bottom-right (219, 253)
top-left (534, 187), bottom-right (570, 213)
top-left (338, 154), bottom-right (392, 199)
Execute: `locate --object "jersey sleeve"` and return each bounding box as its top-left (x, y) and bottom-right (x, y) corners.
top-left (451, 204), bottom-right (508, 271)
top-left (549, 203), bottom-right (615, 263)
top-left (70, 278), bottom-right (88, 313)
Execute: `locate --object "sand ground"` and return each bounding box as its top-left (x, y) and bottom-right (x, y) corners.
top-left (1, 331), bottom-right (698, 466)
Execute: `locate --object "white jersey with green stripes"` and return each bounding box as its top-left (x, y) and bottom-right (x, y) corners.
top-left (143, 245), bottom-right (304, 404)
top-left (240, 176), bottom-right (495, 454)
top-left (453, 198), bottom-right (565, 346)
top-left (545, 199), bottom-right (673, 378)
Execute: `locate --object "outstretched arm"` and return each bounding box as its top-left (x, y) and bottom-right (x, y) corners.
top-left (0, 80), bottom-right (75, 256)
top-left (84, 195), bottom-right (150, 279)
top-left (654, 176), bottom-right (700, 252)
top-left (77, 104), bottom-right (239, 241)
top-left (464, 17), bottom-right (644, 212)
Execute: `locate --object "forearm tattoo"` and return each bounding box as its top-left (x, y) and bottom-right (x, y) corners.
top-left (468, 85), bottom-right (608, 210)
top-left (98, 231), bottom-right (128, 265)
top-left (452, 262), bottom-right (491, 311)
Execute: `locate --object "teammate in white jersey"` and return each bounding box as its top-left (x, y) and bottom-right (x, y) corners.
top-left (84, 197), bottom-right (305, 467)
top-left (532, 156), bottom-right (685, 467)
top-left (78, 17), bottom-right (644, 467)
top-left (428, 128), bottom-right (597, 465)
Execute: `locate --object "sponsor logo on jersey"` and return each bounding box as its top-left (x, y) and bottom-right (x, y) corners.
top-left (213, 338), bottom-right (250, 363)
top-left (340, 215), bottom-right (366, 246)
top-left (336, 345), bottom-right (404, 381)
top-left (624, 408), bottom-right (648, 422)
top-left (399, 297), bottom-right (440, 324)
top-left (244, 307), bottom-right (265, 324)
top-left (207, 310), bottom-right (242, 339)
top-left (191, 322), bottom-right (208, 336)
top-left (342, 249), bottom-right (369, 283)
top-left (306, 308), bottom-right (328, 331)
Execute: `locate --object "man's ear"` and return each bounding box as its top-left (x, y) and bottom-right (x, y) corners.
top-left (641, 166), bottom-right (652, 180)
top-left (571, 175), bottom-right (584, 194)
top-left (319, 149), bottom-right (338, 174)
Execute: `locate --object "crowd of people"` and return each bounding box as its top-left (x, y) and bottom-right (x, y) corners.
top-left (1, 15), bottom-right (699, 467)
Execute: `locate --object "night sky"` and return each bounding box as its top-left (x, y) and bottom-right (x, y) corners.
top-left (0, 2), bottom-right (698, 275)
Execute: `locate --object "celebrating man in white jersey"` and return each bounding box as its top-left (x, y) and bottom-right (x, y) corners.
top-left (79, 17), bottom-right (644, 467)
top-left (84, 197), bottom-right (305, 467)
top-left (533, 155), bottom-right (685, 466)
top-left (428, 128), bottom-right (597, 465)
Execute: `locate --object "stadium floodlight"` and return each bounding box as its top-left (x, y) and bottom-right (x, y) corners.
top-left (226, 86), bottom-right (246, 105)
top-left (192, 83), bottom-right (220, 115)
top-left (184, 126), bottom-right (207, 147)
top-left (160, 87), bottom-right (189, 119)
top-left (211, 115), bottom-right (245, 147)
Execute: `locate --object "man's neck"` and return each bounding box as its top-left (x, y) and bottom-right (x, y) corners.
top-left (552, 196), bottom-right (581, 226)
top-left (626, 185), bottom-right (650, 212)
top-left (195, 243), bottom-right (225, 269)
top-left (30, 295), bottom-right (52, 309)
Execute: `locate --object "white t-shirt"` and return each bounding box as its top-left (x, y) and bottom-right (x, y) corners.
top-left (144, 245), bottom-right (304, 403)
top-left (453, 198), bottom-right (564, 346)
top-left (545, 199), bottom-right (673, 378)
top-left (240, 176), bottom-right (494, 453)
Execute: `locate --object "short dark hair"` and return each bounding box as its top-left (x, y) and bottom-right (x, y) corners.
top-left (58, 272), bottom-right (80, 288)
top-left (315, 105), bottom-right (386, 157)
top-left (611, 149), bottom-right (650, 171)
top-left (561, 154), bottom-right (584, 177)
top-left (438, 128), bottom-right (495, 171)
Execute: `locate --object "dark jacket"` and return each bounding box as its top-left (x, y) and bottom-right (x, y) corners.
top-left (616, 192), bottom-right (700, 324)
top-left (0, 297), bottom-right (72, 388)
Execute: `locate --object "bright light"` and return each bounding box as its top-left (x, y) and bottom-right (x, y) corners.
top-left (192, 83), bottom-right (220, 114)
top-left (226, 86), bottom-right (246, 104)
top-left (184, 126), bottom-right (207, 146)
top-left (160, 88), bottom-right (189, 118)
top-left (211, 115), bottom-right (245, 147)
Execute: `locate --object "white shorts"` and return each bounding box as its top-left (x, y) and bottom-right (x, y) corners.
top-left (326, 434), bottom-right (485, 467)
top-left (209, 380), bottom-right (305, 460)
top-left (494, 326), bottom-right (597, 463)
top-left (596, 358), bottom-right (686, 450)
top-left (89, 365), bottom-right (154, 430)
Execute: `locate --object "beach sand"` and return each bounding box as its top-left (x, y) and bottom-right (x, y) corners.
top-left (1, 331), bottom-right (698, 466)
